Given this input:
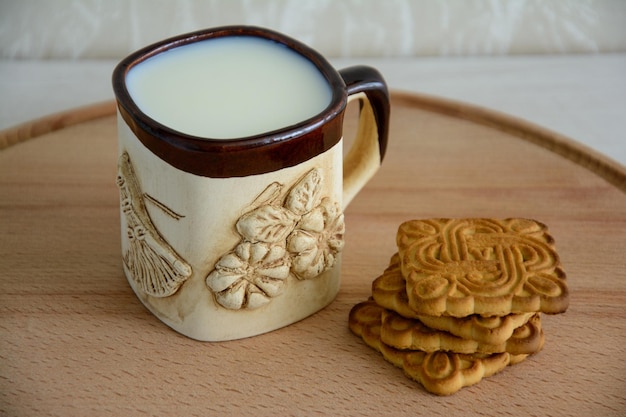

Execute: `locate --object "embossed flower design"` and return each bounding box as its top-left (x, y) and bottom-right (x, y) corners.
top-left (206, 241), bottom-right (291, 310)
top-left (205, 168), bottom-right (346, 310)
top-left (288, 198), bottom-right (345, 280)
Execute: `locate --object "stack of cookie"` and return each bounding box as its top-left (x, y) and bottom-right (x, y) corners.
top-left (349, 218), bottom-right (569, 396)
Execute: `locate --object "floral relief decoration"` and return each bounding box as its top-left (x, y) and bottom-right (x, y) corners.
top-left (205, 168), bottom-right (345, 310)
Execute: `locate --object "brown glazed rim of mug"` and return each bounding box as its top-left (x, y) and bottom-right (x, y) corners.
top-left (112, 26), bottom-right (347, 178)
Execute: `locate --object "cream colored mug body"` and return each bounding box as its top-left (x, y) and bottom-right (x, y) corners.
top-left (112, 26), bottom-right (389, 341)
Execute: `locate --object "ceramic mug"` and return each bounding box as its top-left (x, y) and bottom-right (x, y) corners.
top-left (112, 26), bottom-right (389, 341)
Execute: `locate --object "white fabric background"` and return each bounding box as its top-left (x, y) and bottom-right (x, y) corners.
top-left (1, 0), bottom-right (625, 59)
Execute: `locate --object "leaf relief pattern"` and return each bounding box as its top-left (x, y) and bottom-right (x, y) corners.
top-left (205, 168), bottom-right (345, 310)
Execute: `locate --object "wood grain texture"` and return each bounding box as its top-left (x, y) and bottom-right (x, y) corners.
top-left (1, 93), bottom-right (625, 416)
top-left (0, 101), bottom-right (116, 151)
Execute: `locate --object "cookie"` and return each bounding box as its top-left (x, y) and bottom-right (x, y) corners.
top-left (416, 313), bottom-right (535, 347)
top-left (348, 300), bottom-right (526, 396)
top-left (372, 254), bottom-right (536, 345)
top-left (380, 307), bottom-right (544, 355)
top-left (396, 218), bottom-right (569, 317)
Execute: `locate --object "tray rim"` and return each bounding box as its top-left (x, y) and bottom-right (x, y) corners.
top-left (1, 91), bottom-right (624, 193)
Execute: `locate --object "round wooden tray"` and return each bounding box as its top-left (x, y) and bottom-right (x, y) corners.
top-left (1, 92), bottom-right (625, 416)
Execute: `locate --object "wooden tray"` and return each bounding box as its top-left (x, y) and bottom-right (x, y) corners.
top-left (1, 92), bottom-right (625, 416)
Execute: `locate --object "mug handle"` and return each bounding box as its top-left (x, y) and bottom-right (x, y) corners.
top-left (339, 66), bottom-right (390, 209)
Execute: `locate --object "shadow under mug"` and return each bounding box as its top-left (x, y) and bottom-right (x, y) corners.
top-left (112, 26), bottom-right (390, 341)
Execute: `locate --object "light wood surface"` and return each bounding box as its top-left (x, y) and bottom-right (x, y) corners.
top-left (1, 93), bottom-right (625, 416)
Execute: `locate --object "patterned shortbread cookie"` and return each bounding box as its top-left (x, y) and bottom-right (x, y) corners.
top-left (380, 308), bottom-right (544, 355)
top-left (396, 218), bottom-right (569, 317)
top-left (372, 254), bottom-right (536, 345)
top-left (348, 300), bottom-right (526, 396)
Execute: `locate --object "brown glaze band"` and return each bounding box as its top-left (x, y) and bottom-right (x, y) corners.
top-left (112, 26), bottom-right (388, 178)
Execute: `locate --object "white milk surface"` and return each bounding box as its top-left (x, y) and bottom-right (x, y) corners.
top-left (126, 36), bottom-right (332, 139)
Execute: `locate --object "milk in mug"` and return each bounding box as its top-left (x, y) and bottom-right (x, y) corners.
top-left (125, 36), bottom-right (333, 139)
